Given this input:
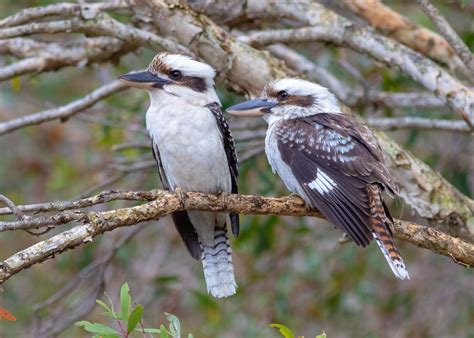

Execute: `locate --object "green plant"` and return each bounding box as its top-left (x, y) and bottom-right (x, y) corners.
top-left (75, 282), bottom-right (193, 338)
top-left (269, 323), bottom-right (326, 338)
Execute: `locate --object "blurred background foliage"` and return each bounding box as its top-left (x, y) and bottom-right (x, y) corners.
top-left (0, 0), bottom-right (473, 337)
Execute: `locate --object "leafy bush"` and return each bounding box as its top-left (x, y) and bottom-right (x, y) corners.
top-left (75, 282), bottom-right (193, 338)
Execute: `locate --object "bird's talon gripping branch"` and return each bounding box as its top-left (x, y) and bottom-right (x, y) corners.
top-left (174, 187), bottom-right (187, 208)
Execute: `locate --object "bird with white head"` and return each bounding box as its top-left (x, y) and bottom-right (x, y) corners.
top-left (119, 53), bottom-right (240, 298)
top-left (227, 78), bottom-right (410, 280)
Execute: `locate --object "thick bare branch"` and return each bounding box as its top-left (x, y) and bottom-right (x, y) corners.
top-left (0, 189), bottom-right (472, 285)
top-left (367, 117), bottom-right (471, 133)
top-left (417, 0), bottom-right (474, 77)
top-left (0, 81), bottom-right (127, 135)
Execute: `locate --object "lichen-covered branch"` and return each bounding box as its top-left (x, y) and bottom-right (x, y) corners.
top-left (0, 189), bottom-right (472, 285)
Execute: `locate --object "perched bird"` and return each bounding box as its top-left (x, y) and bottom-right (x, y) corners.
top-left (227, 78), bottom-right (409, 279)
top-left (118, 53), bottom-right (239, 298)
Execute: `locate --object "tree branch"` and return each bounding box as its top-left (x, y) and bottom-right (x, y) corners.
top-left (239, 26), bottom-right (474, 128)
top-left (341, 0), bottom-right (471, 81)
top-left (0, 81), bottom-right (127, 135)
top-left (267, 44), bottom-right (444, 108)
top-left (417, 0), bottom-right (474, 77)
top-left (367, 117), bottom-right (471, 133)
top-left (0, 37), bottom-right (134, 82)
top-left (0, 189), bottom-right (472, 286)
top-left (0, 1), bottom-right (129, 28)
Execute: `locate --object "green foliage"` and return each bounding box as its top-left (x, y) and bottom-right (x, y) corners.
top-left (75, 282), bottom-right (194, 338)
top-left (269, 323), bottom-right (326, 338)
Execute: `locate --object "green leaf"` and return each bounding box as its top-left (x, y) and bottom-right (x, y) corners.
top-left (269, 323), bottom-right (295, 338)
top-left (159, 324), bottom-right (171, 338)
top-left (127, 304), bottom-right (144, 333)
top-left (75, 321), bottom-right (119, 335)
top-left (120, 282), bottom-right (131, 322)
top-left (165, 312), bottom-right (181, 335)
top-left (104, 292), bottom-right (119, 320)
top-left (96, 299), bottom-right (112, 313)
top-left (316, 332), bottom-right (327, 338)
top-left (93, 335), bottom-right (119, 338)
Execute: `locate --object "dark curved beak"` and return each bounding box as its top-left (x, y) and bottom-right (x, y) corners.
top-left (118, 70), bottom-right (169, 89)
top-left (226, 98), bottom-right (276, 117)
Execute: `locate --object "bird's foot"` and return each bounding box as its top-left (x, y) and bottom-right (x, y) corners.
top-left (174, 187), bottom-right (187, 207)
top-left (217, 190), bottom-right (227, 210)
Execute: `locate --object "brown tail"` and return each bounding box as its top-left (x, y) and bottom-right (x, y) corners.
top-left (368, 185), bottom-right (410, 280)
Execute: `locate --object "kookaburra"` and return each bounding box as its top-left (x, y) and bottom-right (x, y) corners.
top-left (118, 53), bottom-right (239, 298)
top-left (227, 78), bottom-right (409, 280)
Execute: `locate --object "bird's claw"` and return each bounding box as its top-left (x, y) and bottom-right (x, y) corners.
top-left (218, 190), bottom-right (227, 210)
top-left (174, 187), bottom-right (187, 207)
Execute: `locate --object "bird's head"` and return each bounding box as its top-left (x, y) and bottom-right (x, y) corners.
top-left (118, 53), bottom-right (219, 106)
top-left (226, 78), bottom-right (340, 123)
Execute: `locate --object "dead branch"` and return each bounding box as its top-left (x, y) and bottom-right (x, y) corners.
top-left (0, 189), bottom-right (472, 286)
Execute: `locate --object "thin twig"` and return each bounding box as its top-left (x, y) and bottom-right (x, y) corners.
top-left (0, 194), bottom-right (27, 221)
top-left (367, 117), bottom-right (471, 133)
top-left (417, 0), bottom-right (474, 76)
top-left (0, 81), bottom-right (127, 135)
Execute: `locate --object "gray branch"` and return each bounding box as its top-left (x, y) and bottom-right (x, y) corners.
top-left (417, 0), bottom-right (474, 77)
top-left (368, 117), bottom-right (471, 133)
top-left (0, 81), bottom-right (127, 135)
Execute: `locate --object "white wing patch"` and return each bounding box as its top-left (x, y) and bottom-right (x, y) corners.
top-left (308, 169), bottom-right (336, 194)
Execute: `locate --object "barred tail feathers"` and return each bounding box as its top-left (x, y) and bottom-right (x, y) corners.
top-left (368, 185), bottom-right (410, 280)
top-left (201, 229), bottom-right (237, 298)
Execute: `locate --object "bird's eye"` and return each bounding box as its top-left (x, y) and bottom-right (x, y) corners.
top-left (169, 70), bottom-right (183, 80)
top-left (277, 90), bottom-right (289, 101)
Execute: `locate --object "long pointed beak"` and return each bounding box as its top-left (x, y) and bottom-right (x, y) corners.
top-left (226, 98), bottom-right (277, 117)
top-left (118, 70), bottom-right (169, 89)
